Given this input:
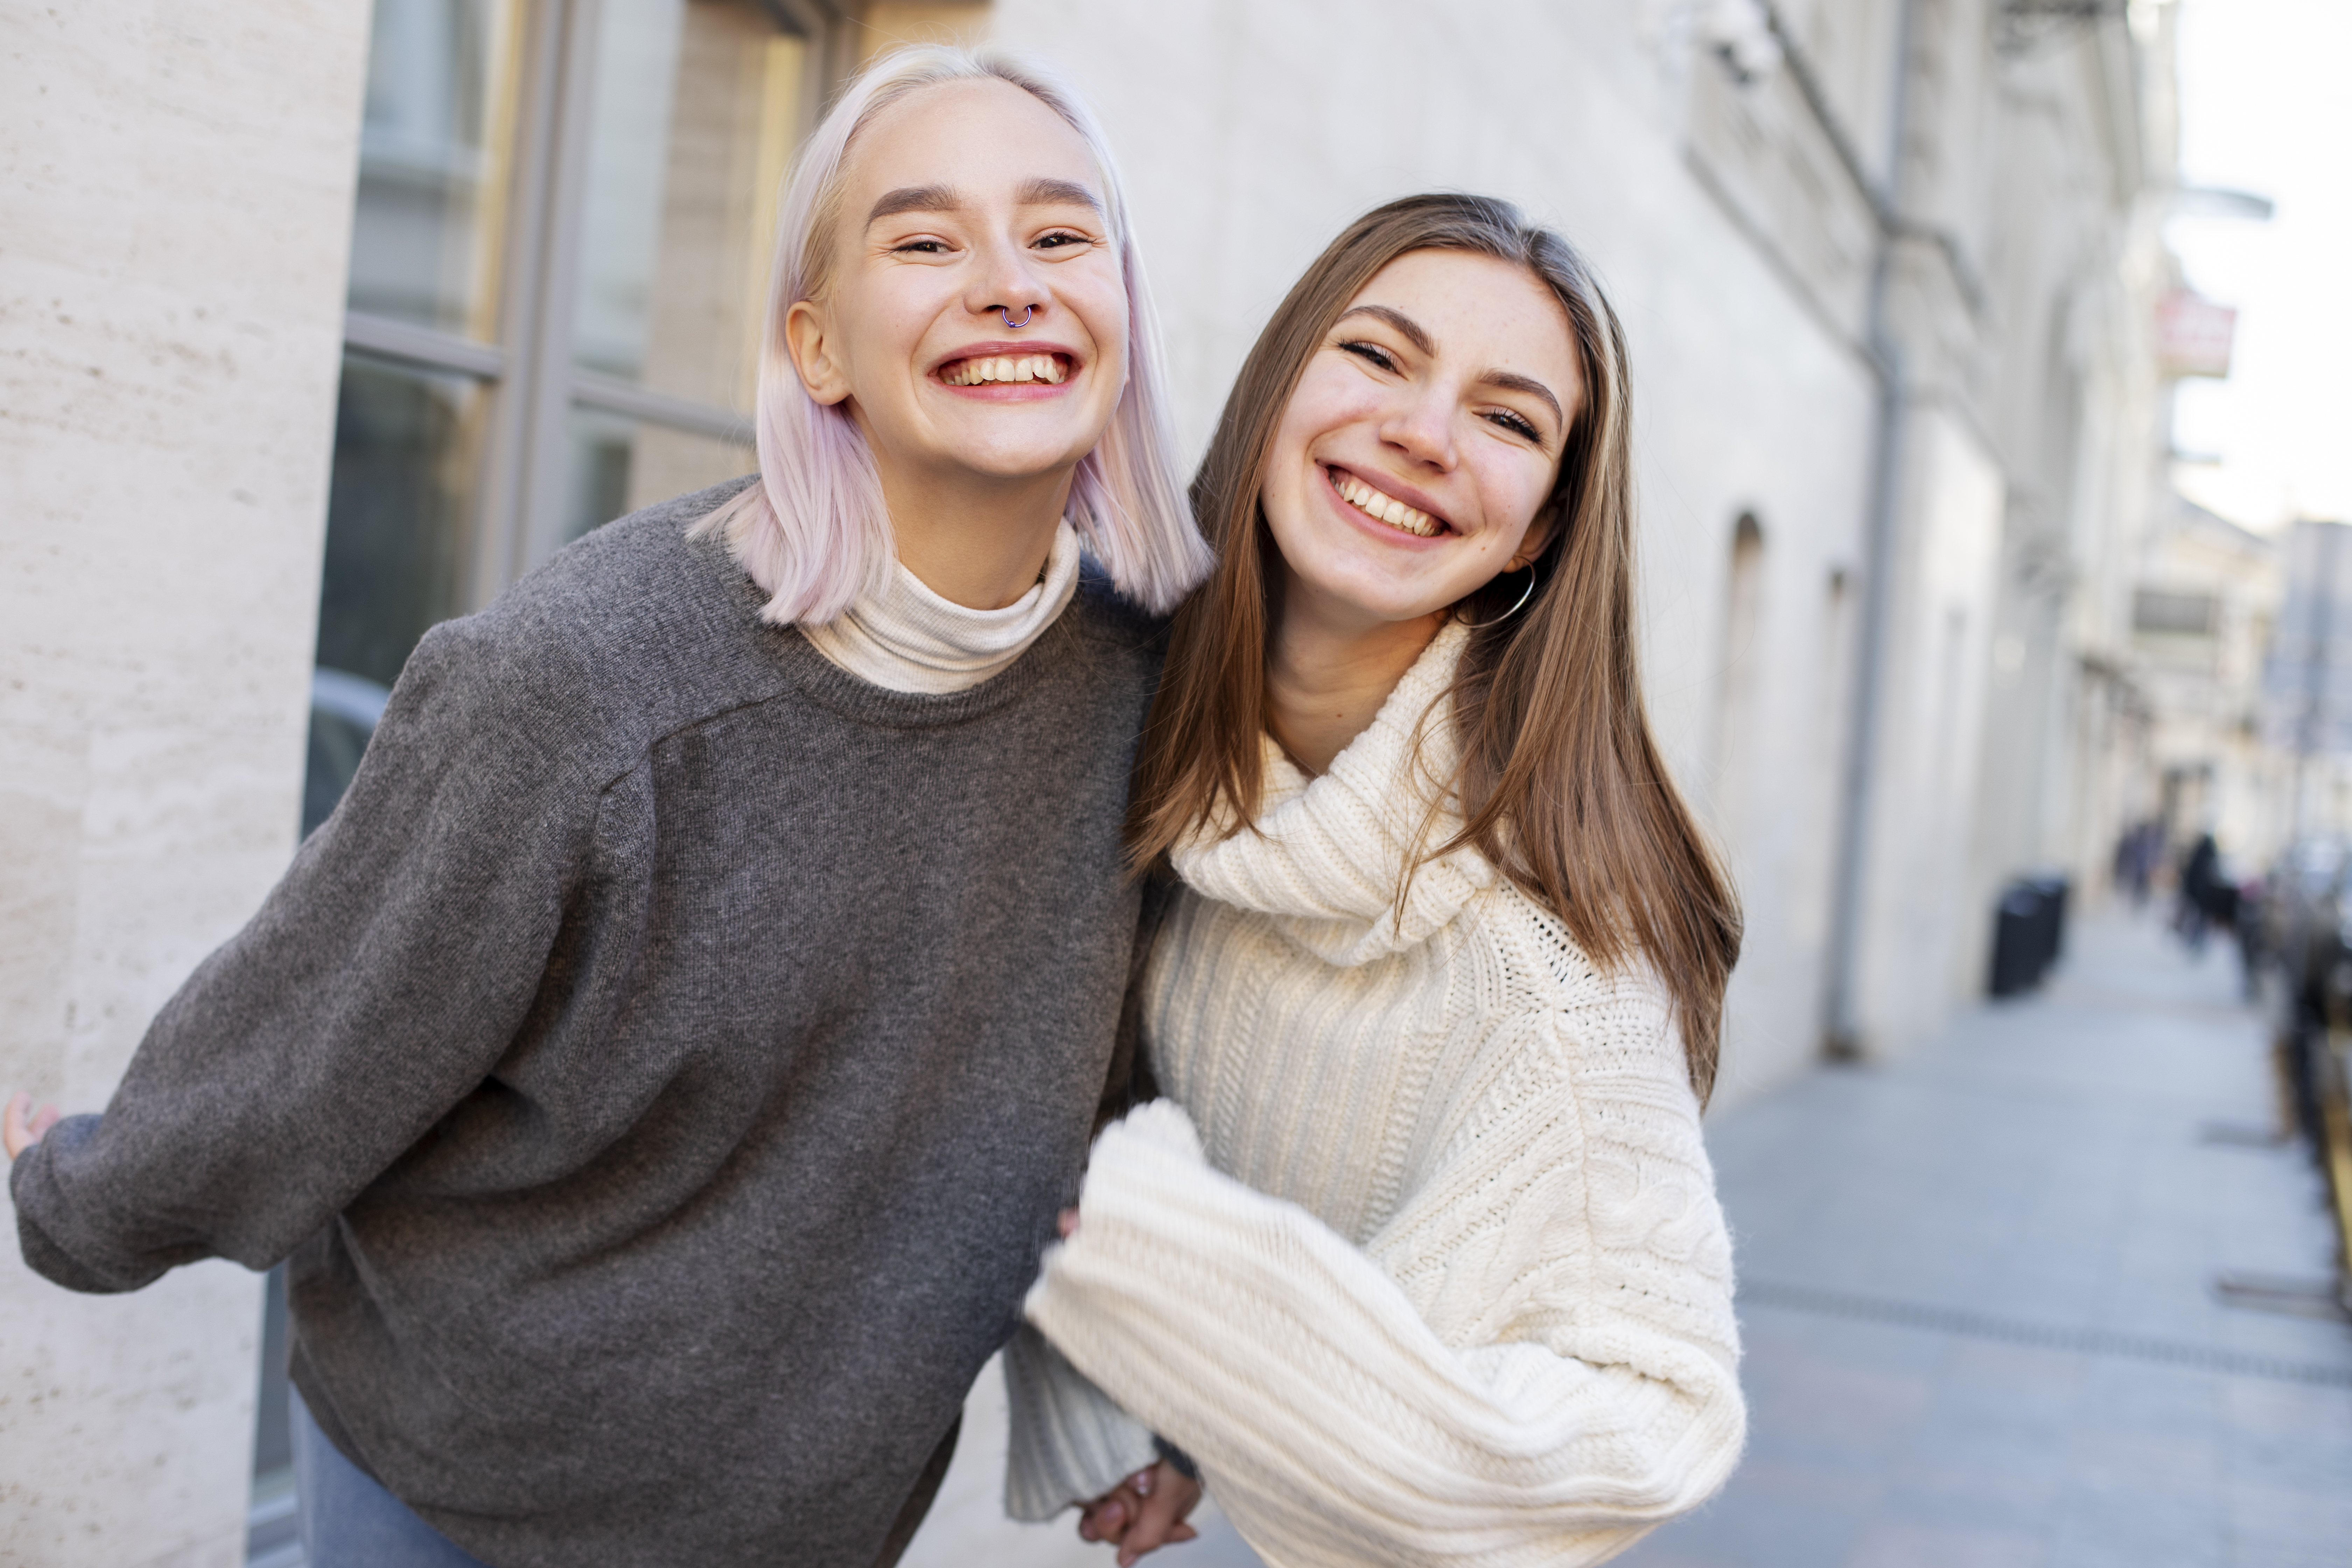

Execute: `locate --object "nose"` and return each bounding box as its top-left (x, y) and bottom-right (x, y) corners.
top-left (965, 231), bottom-right (1047, 325)
top-left (1378, 382), bottom-right (1458, 473)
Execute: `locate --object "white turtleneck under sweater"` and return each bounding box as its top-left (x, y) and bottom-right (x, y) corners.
top-left (800, 519), bottom-right (1081, 693)
top-left (1002, 618), bottom-right (1747, 1567)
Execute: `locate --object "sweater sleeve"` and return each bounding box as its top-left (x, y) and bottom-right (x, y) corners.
top-left (9, 616), bottom-right (597, 1293)
top-left (1023, 995), bottom-right (1745, 1568)
top-left (1000, 1321), bottom-right (1162, 1520)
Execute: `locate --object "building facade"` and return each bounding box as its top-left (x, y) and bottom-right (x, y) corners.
top-left (2, 0), bottom-right (2205, 1559)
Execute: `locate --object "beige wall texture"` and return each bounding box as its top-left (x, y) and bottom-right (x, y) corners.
top-left (0, 2), bottom-right (369, 1562)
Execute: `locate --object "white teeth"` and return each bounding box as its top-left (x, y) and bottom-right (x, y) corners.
top-left (943, 354), bottom-right (1068, 386)
top-left (1332, 469), bottom-right (1440, 537)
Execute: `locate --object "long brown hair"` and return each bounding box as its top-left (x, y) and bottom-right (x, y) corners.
top-left (1127, 193), bottom-right (1742, 1102)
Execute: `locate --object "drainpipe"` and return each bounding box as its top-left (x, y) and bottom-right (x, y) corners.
top-left (2291, 522), bottom-right (2338, 841)
top-left (1821, 0), bottom-right (1921, 1058)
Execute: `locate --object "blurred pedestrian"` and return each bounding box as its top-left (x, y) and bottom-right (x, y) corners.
top-left (2235, 870), bottom-right (2267, 1000)
top-left (5, 47), bottom-right (1208, 1568)
top-left (2178, 831), bottom-right (2222, 951)
top-left (1008, 195), bottom-right (1746, 1567)
top-left (2115, 818), bottom-right (2161, 906)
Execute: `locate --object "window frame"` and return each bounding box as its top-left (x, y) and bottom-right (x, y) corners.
top-left (335, 0), bottom-right (838, 614)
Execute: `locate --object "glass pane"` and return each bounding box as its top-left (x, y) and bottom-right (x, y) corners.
top-left (348, 0), bottom-right (526, 337)
top-left (566, 408), bottom-right (755, 542)
top-left (573, 0), bottom-right (805, 415)
top-left (316, 357), bottom-right (486, 687)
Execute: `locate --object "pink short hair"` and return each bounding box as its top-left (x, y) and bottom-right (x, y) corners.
top-left (695, 45), bottom-right (1211, 623)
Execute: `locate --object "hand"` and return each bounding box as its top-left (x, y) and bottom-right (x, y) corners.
top-left (1058, 1206), bottom-right (1081, 1240)
top-left (1077, 1460), bottom-right (1200, 1566)
top-left (4, 1092), bottom-right (62, 1160)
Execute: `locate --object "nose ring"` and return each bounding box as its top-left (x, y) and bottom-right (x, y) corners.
top-left (996, 304), bottom-right (1034, 329)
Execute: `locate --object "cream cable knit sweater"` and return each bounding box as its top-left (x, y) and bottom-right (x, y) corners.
top-left (1007, 619), bottom-right (1745, 1566)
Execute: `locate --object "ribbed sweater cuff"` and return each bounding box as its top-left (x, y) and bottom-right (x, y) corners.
top-left (1000, 1323), bottom-right (1159, 1520)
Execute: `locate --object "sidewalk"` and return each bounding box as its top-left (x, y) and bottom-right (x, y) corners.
top-left (902, 914), bottom-right (2350, 1567)
top-left (1625, 913), bottom-right (2352, 1568)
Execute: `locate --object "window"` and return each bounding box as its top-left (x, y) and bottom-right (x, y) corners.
top-left (2133, 589), bottom-right (2219, 638)
top-left (316, 0), bottom-right (824, 700)
top-left (1710, 512), bottom-right (1768, 843)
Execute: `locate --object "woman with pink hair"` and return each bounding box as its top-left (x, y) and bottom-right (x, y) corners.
top-left (6, 46), bottom-right (1206, 1568)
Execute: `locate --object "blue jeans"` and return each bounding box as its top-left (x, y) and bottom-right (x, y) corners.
top-left (292, 1390), bottom-right (496, 1568)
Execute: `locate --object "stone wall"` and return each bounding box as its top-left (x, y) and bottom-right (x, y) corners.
top-left (0, 3), bottom-right (369, 1561)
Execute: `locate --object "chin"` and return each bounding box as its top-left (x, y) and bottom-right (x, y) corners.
top-left (961, 438), bottom-right (1102, 480)
top-left (1313, 579), bottom-right (1451, 626)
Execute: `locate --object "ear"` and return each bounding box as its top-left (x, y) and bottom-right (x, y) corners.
top-left (784, 297), bottom-right (852, 406)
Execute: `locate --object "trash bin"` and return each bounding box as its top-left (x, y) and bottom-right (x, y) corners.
top-left (1989, 873), bottom-right (2069, 997)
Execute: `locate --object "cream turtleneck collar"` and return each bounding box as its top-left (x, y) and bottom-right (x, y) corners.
top-left (1173, 618), bottom-right (1495, 966)
top-left (801, 520), bottom-right (1082, 694)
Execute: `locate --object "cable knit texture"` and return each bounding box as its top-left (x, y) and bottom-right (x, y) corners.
top-left (800, 519), bottom-right (1080, 693)
top-left (1012, 619), bottom-right (1745, 1565)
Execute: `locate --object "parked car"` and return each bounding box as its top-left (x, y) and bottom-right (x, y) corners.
top-left (302, 666), bottom-right (390, 836)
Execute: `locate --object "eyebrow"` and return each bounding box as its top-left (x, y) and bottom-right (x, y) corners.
top-left (1335, 304), bottom-right (1567, 433)
top-left (867, 183), bottom-right (964, 225)
top-left (1020, 177), bottom-right (1104, 214)
top-left (1484, 370), bottom-right (1567, 432)
top-left (866, 178), bottom-right (1104, 228)
top-left (1337, 304), bottom-right (1432, 355)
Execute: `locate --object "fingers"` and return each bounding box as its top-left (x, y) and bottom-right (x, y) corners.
top-left (1057, 1206), bottom-right (1080, 1240)
top-left (1076, 1460), bottom-right (1190, 1554)
top-left (5, 1093), bottom-right (63, 1160)
top-left (1116, 1463), bottom-right (1204, 1566)
top-left (1076, 1491), bottom-right (1128, 1543)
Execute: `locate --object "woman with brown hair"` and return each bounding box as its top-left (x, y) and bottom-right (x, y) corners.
top-left (1003, 193), bottom-right (1748, 1566)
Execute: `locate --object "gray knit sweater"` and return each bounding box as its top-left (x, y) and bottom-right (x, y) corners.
top-left (9, 479), bottom-right (1165, 1568)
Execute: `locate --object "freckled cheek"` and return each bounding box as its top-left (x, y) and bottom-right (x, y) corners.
top-left (1465, 455), bottom-right (1552, 544)
top-left (1284, 393), bottom-right (1386, 465)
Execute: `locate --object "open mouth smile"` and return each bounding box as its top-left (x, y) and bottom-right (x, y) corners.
top-left (1328, 465), bottom-right (1449, 538)
top-left (938, 352), bottom-right (1071, 387)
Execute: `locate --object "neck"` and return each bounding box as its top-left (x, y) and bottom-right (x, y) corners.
top-left (876, 458), bottom-right (1073, 611)
top-left (1265, 575), bottom-right (1444, 776)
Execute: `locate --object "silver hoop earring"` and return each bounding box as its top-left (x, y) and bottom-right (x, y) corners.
top-left (1458, 564), bottom-right (1538, 629)
top-left (996, 304), bottom-right (1034, 329)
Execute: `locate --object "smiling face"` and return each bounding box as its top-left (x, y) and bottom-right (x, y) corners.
top-left (1260, 248), bottom-right (1582, 634)
top-left (784, 77), bottom-right (1130, 503)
